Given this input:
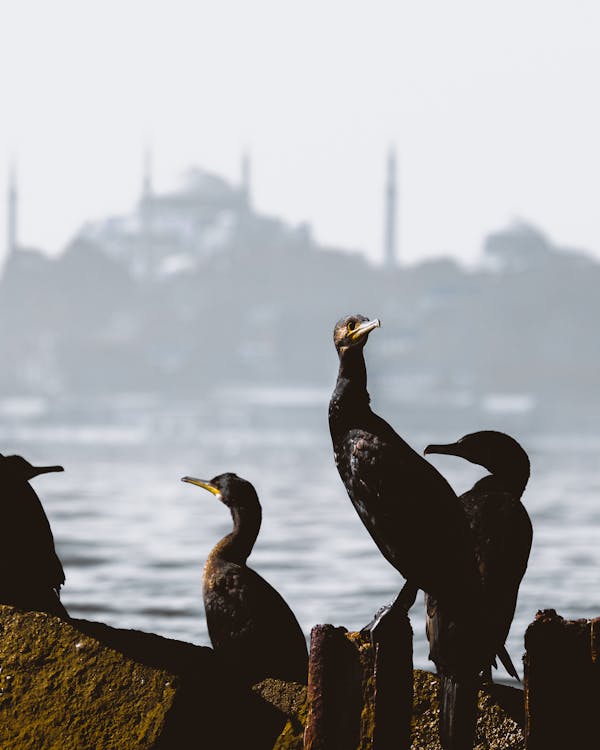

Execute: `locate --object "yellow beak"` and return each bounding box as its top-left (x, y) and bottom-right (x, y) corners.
top-left (181, 477), bottom-right (221, 496)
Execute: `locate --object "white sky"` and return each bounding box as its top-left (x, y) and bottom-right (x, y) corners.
top-left (1, 0), bottom-right (599, 266)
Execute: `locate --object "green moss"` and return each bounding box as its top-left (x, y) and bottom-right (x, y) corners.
top-left (346, 630), bottom-right (376, 748)
top-left (252, 679), bottom-right (308, 750)
top-left (288, 627), bottom-right (524, 750)
top-left (0, 611), bottom-right (525, 750)
top-left (0, 607), bottom-right (178, 749)
top-left (409, 670), bottom-right (525, 750)
top-left (272, 718), bottom-right (303, 750)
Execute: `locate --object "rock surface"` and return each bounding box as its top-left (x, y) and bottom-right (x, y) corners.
top-left (0, 605), bottom-right (284, 750)
top-left (411, 671), bottom-right (524, 750)
top-left (270, 668), bottom-right (525, 749)
top-left (253, 679), bottom-right (308, 750)
top-left (0, 607), bottom-right (524, 749)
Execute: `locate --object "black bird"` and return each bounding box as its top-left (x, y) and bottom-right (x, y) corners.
top-left (0, 453), bottom-right (68, 618)
top-left (424, 430), bottom-right (532, 682)
top-left (329, 314), bottom-right (487, 749)
top-left (181, 472), bottom-right (308, 686)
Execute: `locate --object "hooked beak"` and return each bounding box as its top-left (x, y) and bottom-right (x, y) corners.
top-left (423, 443), bottom-right (461, 457)
top-left (181, 477), bottom-right (221, 497)
top-left (351, 318), bottom-right (381, 341)
top-left (31, 465), bottom-right (64, 477)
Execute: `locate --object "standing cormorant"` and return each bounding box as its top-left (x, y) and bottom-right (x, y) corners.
top-left (181, 472), bottom-right (308, 686)
top-left (0, 453), bottom-right (68, 618)
top-left (424, 430), bottom-right (533, 681)
top-left (329, 315), bottom-right (488, 749)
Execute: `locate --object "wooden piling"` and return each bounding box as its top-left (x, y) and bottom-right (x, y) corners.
top-left (524, 609), bottom-right (595, 749)
top-left (372, 609), bottom-right (414, 750)
top-left (303, 616), bottom-right (413, 750)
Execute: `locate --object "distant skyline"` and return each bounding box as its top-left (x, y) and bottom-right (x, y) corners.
top-left (1, 0), bottom-right (599, 266)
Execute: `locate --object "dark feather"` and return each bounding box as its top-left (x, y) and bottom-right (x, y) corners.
top-left (329, 317), bottom-right (487, 750)
top-left (0, 455), bottom-right (67, 616)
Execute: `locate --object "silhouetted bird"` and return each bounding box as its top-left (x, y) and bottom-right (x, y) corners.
top-left (329, 314), bottom-right (488, 750)
top-left (424, 430), bottom-right (532, 682)
top-left (0, 454), bottom-right (68, 618)
top-left (181, 472), bottom-right (308, 686)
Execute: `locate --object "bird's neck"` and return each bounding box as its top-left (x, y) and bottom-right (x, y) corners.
top-left (214, 504), bottom-right (262, 565)
top-left (476, 465), bottom-right (530, 497)
top-left (503, 468), bottom-right (529, 497)
top-left (332, 347), bottom-right (371, 414)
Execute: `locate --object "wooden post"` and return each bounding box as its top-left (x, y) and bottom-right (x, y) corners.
top-left (589, 616), bottom-right (600, 693)
top-left (524, 609), bottom-right (595, 749)
top-left (303, 625), bottom-right (363, 750)
top-left (303, 618), bottom-right (413, 750)
top-left (372, 609), bottom-right (414, 750)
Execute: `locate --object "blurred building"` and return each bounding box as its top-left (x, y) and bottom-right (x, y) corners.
top-left (80, 158), bottom-right (247, 278)
top-left (2, 153), bottom-right (599, 420)
top-left (77, 153), bottom-right (320, 279)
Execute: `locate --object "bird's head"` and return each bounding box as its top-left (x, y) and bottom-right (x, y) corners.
top-left (181, 472), bottom-right (259, 510)
top-left (424, 430), bottom-right (530, 489)
top-left (333, 314), bottom-right (380, 356)
top-left (0, 454), bottom-right (64, 481)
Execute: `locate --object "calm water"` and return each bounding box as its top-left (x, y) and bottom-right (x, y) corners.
top-left (2, 390), bottom-right (600, 676)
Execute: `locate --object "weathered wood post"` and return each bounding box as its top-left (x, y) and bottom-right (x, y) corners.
top-left (303, 613), bottom-right (413, 750)
top-left (524, 609), bottom-right (595, 749)
top-left (589, 615), bottom-right (600, 691)
top-left (372, 609), bottom-right (414, 749)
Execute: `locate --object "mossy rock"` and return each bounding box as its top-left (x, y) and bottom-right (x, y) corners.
top-left (269, 667), bottom-right (525, 749)
top-left (253, 679), bottom-right (307, 750)
top-left (0, 607), bottom-right (523, 750)
top-left (0, 605), bottom-right (285, 750)
top-left (411, 670), bottom-right (524, 750)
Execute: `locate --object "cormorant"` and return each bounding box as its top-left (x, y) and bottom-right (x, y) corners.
top-left (0, 453), bottom-right (68, 618)
top-left (424, 430), bottom-right (532, 681)
top-left (181, 472), bottom-right (308, 686)
top-left (329, 314), bottom-right (488, 749)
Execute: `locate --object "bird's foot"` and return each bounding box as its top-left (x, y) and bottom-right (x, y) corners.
top-left (361, 603), bottom-right (395, 649)
top-left (361, 584), bottom-right (417, 650)
top-left (393, 582), bottom-right (418, 613)
top-left (361, 603), bottom-right (393, 633)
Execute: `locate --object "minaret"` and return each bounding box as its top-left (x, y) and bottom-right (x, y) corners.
top-left (384, 147), bottom-right (398, 268)
top-left (138, 145), bottom-right (154, 277)
top-left (240, 150), bottom-right (251, 209)
top-left (142, 145), bottom-right (153, 200)
top-left (7, 161), bottom-right (17, 258)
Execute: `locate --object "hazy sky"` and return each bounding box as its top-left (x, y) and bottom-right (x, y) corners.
top-left (1, 0), bottom-right (599, 266)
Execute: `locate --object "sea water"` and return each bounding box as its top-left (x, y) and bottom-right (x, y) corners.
top-left (2, 391), bottom-right (600, 676)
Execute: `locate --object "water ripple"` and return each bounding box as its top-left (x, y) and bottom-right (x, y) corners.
top-left (4, 400), bottom-right (600, 676)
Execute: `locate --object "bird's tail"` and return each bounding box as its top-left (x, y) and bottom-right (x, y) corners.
top-left (439, 673), bottom-right (478, 750)
top-left (497, 644), bottom-right (520, 681)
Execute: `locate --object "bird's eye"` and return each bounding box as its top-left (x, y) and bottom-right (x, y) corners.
top-left (347, 321), bottom-right (356, 332)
